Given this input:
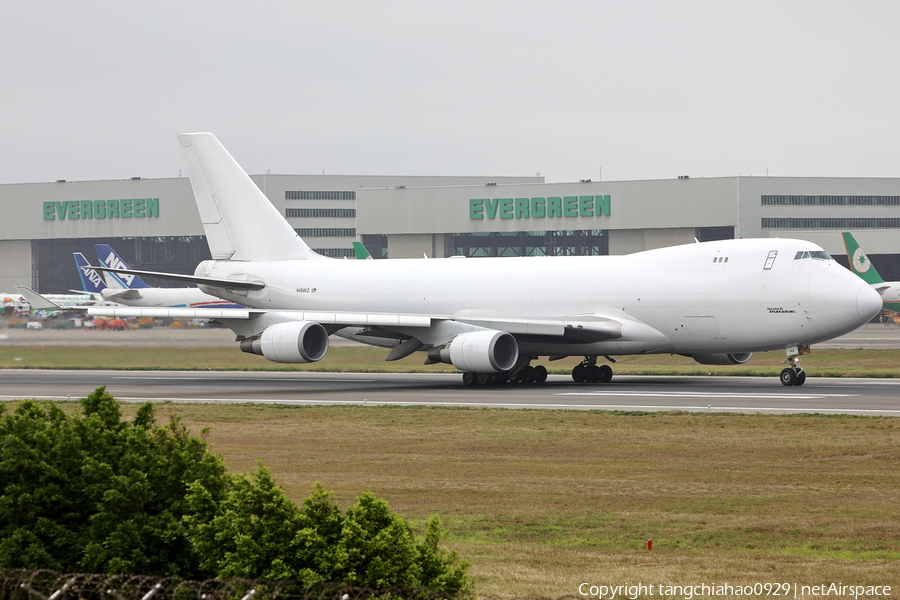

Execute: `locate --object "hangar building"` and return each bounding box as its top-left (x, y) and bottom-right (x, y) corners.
top-left (2, 172), bottom-right (899, 293)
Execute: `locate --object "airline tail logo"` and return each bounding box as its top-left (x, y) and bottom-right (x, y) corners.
top-left (851, 247), bottom-right (872, 274)
top-left (103, 251), bottom-right (139, 287)
top-left (81, 266), bottom-right (105, 290)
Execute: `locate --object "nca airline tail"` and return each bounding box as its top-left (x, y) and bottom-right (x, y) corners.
top-left (78, 133), bottom-right (883, 387)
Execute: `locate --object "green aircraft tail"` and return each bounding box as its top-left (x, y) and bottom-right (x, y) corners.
top-left (842, 232), bottom-right (885, 285)
top-left (353, 241), bottom-right (373, 260)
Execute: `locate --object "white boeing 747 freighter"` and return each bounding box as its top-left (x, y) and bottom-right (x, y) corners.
top-left (22, 133), bottom-right (882, 387)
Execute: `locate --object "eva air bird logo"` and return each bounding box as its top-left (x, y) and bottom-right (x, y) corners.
top-left (852, 247), bottom-right (871, 273)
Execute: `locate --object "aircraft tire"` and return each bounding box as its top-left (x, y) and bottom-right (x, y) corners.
top-left (780, 368), bottom-right (797, 386)
top-left (533, 365), bottom-right (548, 383)
top-left (477, 372), bottom-right (492, 385)
top-left (598, 364), bottom-right (613, 383)
top-left (795, 370), bottom-right (807, 386)
top-left (520, 366), bottom-right (535, 383)
top-left (572, 365), bottom-right (585, 383)
top-left (462, 371), bottom-right (477, 386)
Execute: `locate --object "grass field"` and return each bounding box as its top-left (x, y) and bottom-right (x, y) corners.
top-left (3, 344), bottom-right (900, 378)
top-left (3, 343), bottom-right (900, 596)
top-left (8, 399), bottom-right (899, 597)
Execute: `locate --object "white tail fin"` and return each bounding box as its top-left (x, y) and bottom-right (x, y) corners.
top-left (178, 132), bottom-right (324, 261)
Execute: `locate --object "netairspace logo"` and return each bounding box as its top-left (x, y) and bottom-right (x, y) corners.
top-left (576, 582), bottom-right (893, 599)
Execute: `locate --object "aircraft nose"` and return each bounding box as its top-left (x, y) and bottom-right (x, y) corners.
top-left (857, 282), bottom-right (883, 320)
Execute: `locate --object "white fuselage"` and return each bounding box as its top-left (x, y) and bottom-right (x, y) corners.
top-left (196, 238), bottom-right (882, 358)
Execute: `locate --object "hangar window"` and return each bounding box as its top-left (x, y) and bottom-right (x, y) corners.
top-left (294, 228), bottom-right (356, 237)
top-left (285, 191), bottom-right (356, 200)
top-left (762, 195), bottom-right (900, 206)
top-left (286, 208), bottom-right (356, 218)
top-left (763, 217), bottom-right (900, 229)
top-left (312, 248), bottom-right (357, 258)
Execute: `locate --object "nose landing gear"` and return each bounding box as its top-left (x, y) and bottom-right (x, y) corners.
top-left (780, 345), bottom-right (809, 386)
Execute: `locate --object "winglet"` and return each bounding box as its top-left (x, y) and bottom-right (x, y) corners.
top-left (178, 132), bottom-right (327, 262)
top-left (15, 286), bottom-right (65, 311)
top-left (841, 232), bottom-right (885, 285)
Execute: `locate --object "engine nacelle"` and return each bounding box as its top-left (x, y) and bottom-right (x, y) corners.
top-left (244, 321), bottom-right (329, 363)
top-left (691, 352), bottom-right (753, 365)
top-left (434, 330), bottom-right (518, 373)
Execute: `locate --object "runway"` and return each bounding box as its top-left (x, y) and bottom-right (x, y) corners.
top-left (2, 369), bottom-right (899, 416)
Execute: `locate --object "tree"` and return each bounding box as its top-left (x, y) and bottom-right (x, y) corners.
top-left (0, 387), bottom-right (227, 576)
top-left (185, 470), bottom-right (472, 596)
top-left (1, 388), bottom-right (472, 596)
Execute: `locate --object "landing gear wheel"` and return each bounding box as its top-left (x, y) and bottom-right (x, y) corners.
top-left (781, 345), bottom-right (810, 386)
top-left (533, 365), bottom-right (548, 383)
top-left (476, 372), bottom-right (491, 385)
top-left (780, 368), bottom-right (797, 386)
top-left (598, 364), bottom-right (613, 383)
top-left (572, 356), bottom-right (613, 384)
top-left (520, 365), bottom-right (535, 384)
top-left (572, 364), bottom-right (586, 383)
top-left (462, 371), bottom-right (477, 386)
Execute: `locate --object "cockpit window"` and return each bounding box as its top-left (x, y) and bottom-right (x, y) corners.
top-left (794, 250), bottom-right (832, 261)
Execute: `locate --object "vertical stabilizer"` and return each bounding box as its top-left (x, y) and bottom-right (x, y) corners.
top-left (841, 232), bottom-right (885, 285)
top-left (178, 132), bottom-right (323, 262)
top-left (73, 253), bottom-right (107, 294)
top-left (94, 244), bottom-right (150, 289)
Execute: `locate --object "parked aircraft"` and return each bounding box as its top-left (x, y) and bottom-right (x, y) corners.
top-left (74, 246), bottom-right (245, 309)
top-left (841, 232), bottom-right (900, 312)
top-left (22, 133), bottom-right (883, 387)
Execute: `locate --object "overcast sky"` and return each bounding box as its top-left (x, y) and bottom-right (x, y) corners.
top-left (2, 1), bottom-right (899, 184)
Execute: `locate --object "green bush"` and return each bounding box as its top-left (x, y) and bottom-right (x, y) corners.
top-left (0, 388), bottom-right (471, 596)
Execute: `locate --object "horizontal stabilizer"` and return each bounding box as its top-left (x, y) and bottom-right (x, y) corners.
top-left (92, 265), bottom-right (266, 291)
top-left (15, 286), bottom-right (64, 311)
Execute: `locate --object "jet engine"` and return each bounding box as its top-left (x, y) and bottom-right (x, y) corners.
top-left (240, 321), bottom-right (329, 363)
top-left (428, 330), bottom-right (519, 373)
top-left (691, 352), bottom-right (753, 365)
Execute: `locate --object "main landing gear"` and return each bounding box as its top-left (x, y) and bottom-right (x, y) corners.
top-left (461, 360), bottom-right (549, 386)
top-left (460, 355), bottom-right (618, 386)
top-left (571, 355), bottom-right (614, 384)
top-left (780, 345), bottom-right (809, 386)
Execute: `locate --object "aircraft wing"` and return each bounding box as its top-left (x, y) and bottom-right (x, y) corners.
top-left (19, 283), bottom-right (622, 342)
top-left (455, 316), bottom-right (623, 340)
